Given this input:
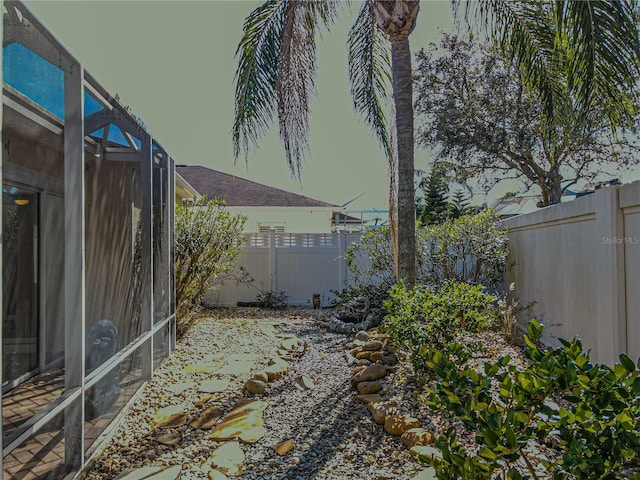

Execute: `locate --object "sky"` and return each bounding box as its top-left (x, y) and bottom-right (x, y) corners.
top-left (25, 0), bottom-right (456, 211)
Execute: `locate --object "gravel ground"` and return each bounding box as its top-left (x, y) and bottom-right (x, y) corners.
top-left (83, 308), bottom-right (557, 480)
top-left (84, 309), bottom-right (428, 480)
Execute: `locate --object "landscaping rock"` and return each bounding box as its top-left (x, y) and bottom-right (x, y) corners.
top-left (199, 379), bottom-right (229, 393)
top-left (208, 441), bottom-right (244, 477)
top-left (351, 364), bottom-right (387, 386)
top-left (272, 439), bottom-right (295, 456)
top-left (155, 432), bottom-right (181, 446)
top-left (165, 382), bottom-right (195, 395)
top-left (356, 351), bottom-right (372, 360)
top-left (410, 445), bottom-right (442, 461)
top-left (207, 469), bottom-right (229, 480)
top-left (410, 467), bottom-right (438, 480)
top-left (363, 340), bottom-right (383, 351)
top-left (265, 361), bottom-right (289, 381)
top-left (113, 466), bottom-right (181, 480)
top-left (210, 399), bottom-right (268, 444)
top-left (189, 405), bottom-right (224, 430)
top-left (356, 394), bottom-right (384, 404)
top-left (244, 379), bottom-right (266, 395)
top-left (154, 404), bottom-right (188, 429)
top-left (194, 395), bottom-right (213, 407)
top-left (357, 381), bottom-right (382, 395)
top-left (384, 415), bottom-right (421, 436)
top-left (355, 331), bottom-right (370, 342)
top-left (297, 375), bottom-right (315, 390)
top-left (368, 401), bottom-right (397, 425)
top-left (402, 428), bottom-right (436, 448)
top-left (370, 351), bottom-right (385, 362)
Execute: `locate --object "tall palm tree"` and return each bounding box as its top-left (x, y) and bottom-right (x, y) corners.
top-left (233, 0), bottom-right (639, 287)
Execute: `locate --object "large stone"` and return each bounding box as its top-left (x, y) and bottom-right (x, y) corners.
top-left (356, 394), bottom-right (383, 405)
top-left (355, 330), bottom-right (370, 342)
top-left (357, 381), bottom-right (382, 395)
top-left (154, 404), bottom-right (188, 429)
top-left (165, 382), bottom-right (195, 395)
top-left (381, 355), bottom-right (398, 366)
top-left (369, 351), bottom-right (385, 362)
top-left (218, 360), bottom-right (255, 376)
top-left (210, 399), bottom-right (268, 444)
top-left (184, 362), bottom-right (225, 373)
top-left (351, 364), bottom-right (387, 386)
top-left (272, 439), bottom-right (295, 456)
top-left (368, 401), bottom-right (397, 425)
top-left (208, 441), bottom-right (244, 477)
top-left (356, 351), bottom-right (372, 360)
top-left (280, 337), bottom-right (306, 354)
top-left (189, 406), bottom-right (224, 430)
top-left (199, 379), bottom-right (229, 393)
top-left (114, 466), bottom-right (181, 480)
top-left (245, 379), bottom-right (266, 395)
top-left (363, 340), bottom-right (383, 351)
top-left (384, 415), bottom-right (421, 436)
top-left (402, 428), bottom-right (436, 448)
top-left (350, 347), bottom-right (363, 357)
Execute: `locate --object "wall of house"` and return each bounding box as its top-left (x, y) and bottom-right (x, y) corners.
top-left (226, 206), bottom-right (335, 233)
top-left (503, 181), bottom-right (640, 364)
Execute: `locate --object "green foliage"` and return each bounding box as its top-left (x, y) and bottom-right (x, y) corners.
top-left (416, 163), bottom-right (451, 225)
top-left (175, 198), bottom-right (248, 336)
top-left (420, 320), bottom-right (640, 479)
top-left (382, 280), bottom-right (497, 367)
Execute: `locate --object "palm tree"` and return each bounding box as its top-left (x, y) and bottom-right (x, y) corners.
top-left (232, 0), bottom-right (639, 287)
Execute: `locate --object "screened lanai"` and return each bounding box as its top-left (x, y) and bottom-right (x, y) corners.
top-left (1, 1), bottom-right (176, 478)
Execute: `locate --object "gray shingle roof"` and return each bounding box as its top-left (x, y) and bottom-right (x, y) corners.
top-left (176, 165), bottom-right (337, 208)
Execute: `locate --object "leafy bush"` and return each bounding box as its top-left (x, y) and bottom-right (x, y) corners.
top-left (175, 197), bottom-right (248, 335)
top-left (420, 320), bottom-right (640, 479)
top-left (382, 280), bottom-right (497, 367)
top-left (341, 209), bottom-right (508, 316)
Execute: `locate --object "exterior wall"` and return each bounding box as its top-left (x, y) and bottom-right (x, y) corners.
top-left (226, 206), bottom-right (335, 233)
top-left (503, 182), bottom-right (639, 364)
top-left (207, 232), bottom-right (361, 307)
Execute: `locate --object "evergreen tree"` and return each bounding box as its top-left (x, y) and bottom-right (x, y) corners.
top-left (450, 189), bottom-right (470, 219)
top-left (418, 163), bottom-right (450, 225)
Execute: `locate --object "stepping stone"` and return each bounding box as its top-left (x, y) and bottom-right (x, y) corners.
top-left (208, 441), bottom-right (244, 477)
top-left (199, 379), bottom-right (229, 393)
top-left (410, 445), bottom-right (442, 462)
top-left (154, 404), bottom-right (188, 428)
top-left (210, 399), bottom-right (268, 444)
top-left (218, 361), bottom-right (255, 376)
top-left (165, 382), bottom-right (195, 395)
top-left (265, 361), bottom-right (289, 381)
top-left (189, 406), bottom-right (224, 430)
top-left (184, 362), bottom-right (225, 373)
top-left (411, 468), bottom-right (437, 480)
top-left (155, 432), bottom-right (181, 446)
top-left (114, 465), bottom-right (181, 480)
top-left (272, 439), bottom-right (294, 456)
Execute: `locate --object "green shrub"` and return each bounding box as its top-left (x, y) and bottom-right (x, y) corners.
top-left (175, 197), bottom-right (248, 336)
top-left (382, 280), bottom-right (497, 367)
top-left (341, 209), bottom-right (508, 316)
top-left (420, 320), bottom-right (640, 479)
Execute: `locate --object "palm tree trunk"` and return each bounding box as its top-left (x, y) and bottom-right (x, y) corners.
top-left (390, 34), bottom-right (416, 286)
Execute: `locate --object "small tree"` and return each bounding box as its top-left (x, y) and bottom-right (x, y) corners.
top-left (449, 189), bottom-right (470, 218)
top-left (175, 197), bottom-right (248, 335)
top-left (417, 163), bottom-right (451, 225)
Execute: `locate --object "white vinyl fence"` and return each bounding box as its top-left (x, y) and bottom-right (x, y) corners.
top-left (205, 232), bottom-right (362, 308)
top-left (503, 181), bottom-right (640, 364)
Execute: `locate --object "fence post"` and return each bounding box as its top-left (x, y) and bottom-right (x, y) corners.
top-left (594, 185), bottom-right (626, 364)
top-left (270, 229), bottom-right (277, 292)
top-left (338, 232), bottom-right (347, 290)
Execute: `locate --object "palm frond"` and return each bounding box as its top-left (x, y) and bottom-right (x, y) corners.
top-left (455, 0), bottom-right (640, 130)
top-left (561, 0), bottom-right (640, 129)
top-left (233, 0), bottom-right (288, 164)
top-left (348, 0), bottom-right (392, 152)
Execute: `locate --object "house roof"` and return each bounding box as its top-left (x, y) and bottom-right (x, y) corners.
top-left (176, 165), bottom-right (338, 208)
